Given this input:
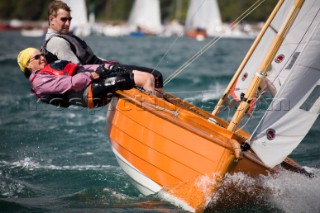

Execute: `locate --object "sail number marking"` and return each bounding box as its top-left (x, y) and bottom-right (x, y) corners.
top-left (300, 85), bottom-right (320, 114)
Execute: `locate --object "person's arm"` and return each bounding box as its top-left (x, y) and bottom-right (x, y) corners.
top-left (31, 72), bottom-right (96, 96)
top-left (46, 37), bottom-right (80, 64)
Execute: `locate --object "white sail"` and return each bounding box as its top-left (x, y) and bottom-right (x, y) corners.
top-left (231, 0), bottom-right (293, 100)
top-left (62, 0), bottom-right (90, 37)
top-left (249, 0), bottom-right (320, 168)
top-left (231, 1), bottom-right (320, 99)
top-left (128, 0), bottom-right (162, 34)
top-left (185, 0), bottom-right (222, 36)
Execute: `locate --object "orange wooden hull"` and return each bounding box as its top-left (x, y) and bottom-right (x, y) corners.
top-left (106, 89), bottom-right (305, 212)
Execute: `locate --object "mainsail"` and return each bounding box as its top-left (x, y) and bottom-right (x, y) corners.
top-left (247, 0), bottom-right (320, 168)
top-left (230, 0), bottom-right (320, 98)
top-left (128, 0), bottom-right (162, 34)
top-left (62, 0), bottom-right (90, 37)
top-left (185, 0), bottom-right (222, 37)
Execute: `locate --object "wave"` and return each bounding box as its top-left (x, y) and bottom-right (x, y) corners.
top-left (206, 169), bottom-right (320, 212)
top-left (156, 168), bottom-right (320, 212)
top-left (0, 54), bottom-right (20, 62)
top-left (0, 157), bottom-right (116, 171)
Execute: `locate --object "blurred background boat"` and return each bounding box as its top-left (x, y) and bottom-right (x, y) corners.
top-left (62, 0), bottom-right (91, 37)
top-left (128, 0), bottom-right (163, 36)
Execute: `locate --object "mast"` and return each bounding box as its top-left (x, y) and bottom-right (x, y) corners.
top-left (212, 0), bottom-right (284, 116)
top-left (227, 0), bottom-right (305, 132)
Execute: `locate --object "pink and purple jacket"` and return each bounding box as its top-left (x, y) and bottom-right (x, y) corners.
top-left (29, 64), bottom-right (103, 97)
top-left (30, 71), bottom-right (92, 97)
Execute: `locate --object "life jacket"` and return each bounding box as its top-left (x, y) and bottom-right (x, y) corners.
top-left (41, 34), bottom-right (103, 64)
top-left (30, 60), bottom-right (84, 108)
top-left (30, 60), bottom-right (135, 108)
top-left (31, 60), bottom-right (114, 109)
top-left (40, 60), bottom-right (79, 76)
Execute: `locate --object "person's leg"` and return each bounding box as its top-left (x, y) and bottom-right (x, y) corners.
top-left (132, 70), bottom-right (153, 92)
top-left (120, 64), bottom-right (163, 97)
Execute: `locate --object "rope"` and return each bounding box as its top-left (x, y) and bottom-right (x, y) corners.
top-left (163, 0), bottom-right (266, 86)
top-left (152, 0), bottom-right (208, 74)
top-left (235, 85), bottom-right (268, 134)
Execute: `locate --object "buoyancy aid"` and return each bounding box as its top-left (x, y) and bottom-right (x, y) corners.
top-left (41, 34), bottom-right (103, 64)
top-left (41, 60), bottom-right (79, 76)
top-left (31, 61), bottom-right (135, 109)
top-left (31, 60), bottom-right (86, 108)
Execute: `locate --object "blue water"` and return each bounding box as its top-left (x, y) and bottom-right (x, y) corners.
top-left (0, 31), bottom-right (319, 213)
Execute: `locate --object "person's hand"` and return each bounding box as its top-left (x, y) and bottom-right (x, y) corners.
top-left (110, 64), bottom-right (128, 74)
top-left (95, 64), bottom-right (109, 78)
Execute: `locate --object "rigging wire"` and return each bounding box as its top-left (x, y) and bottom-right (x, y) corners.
top-left (152, 0), bottom-right (208, 74)
top-left (163, 0), bottom-right (266, 86)
top-left (240, 8), bottom-right (320, 135)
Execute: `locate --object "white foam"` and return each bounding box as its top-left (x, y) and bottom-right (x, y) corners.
top-left (1, 157), bottom-right (115, 171)
top-left (157, 173), bottom-right (220, 212)
top-left (157, 190), bottom-right (195, 213)
top-left (195, 173), bottom-right (220, 206)
top-left (157, 170), bottom-right (320, 212)
top-left (182, 88), bottom-right (223, 103)
top-left (80, 152), bottom-right (94, 156)
top-left (10, 157), bottom-right (40, 170)
top-left (261, 168), bottom-right (320, 212)
top-left (102, 188), bottom-right (131, 200)
top-left (209, 170), bottom-right (320, 211)
top-left (92, 114), bottom-right (106, 123)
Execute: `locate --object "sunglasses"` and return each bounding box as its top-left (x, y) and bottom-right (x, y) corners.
top-left (29, 54), bottom-right (44, 63)
top-left (60, 17), bottom-right (72, 22)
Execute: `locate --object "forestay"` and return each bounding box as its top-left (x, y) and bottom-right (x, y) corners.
top-left (231, 0), bottom-right (297, 100)
top-left (250, 0), bottom-right (320, 168)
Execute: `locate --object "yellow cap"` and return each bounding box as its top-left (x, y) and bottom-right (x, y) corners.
top-left (17, 48), bottom-right (38, 72)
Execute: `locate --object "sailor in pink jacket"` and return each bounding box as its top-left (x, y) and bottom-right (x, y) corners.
top-left (17, 48), bottom-right (156, 108)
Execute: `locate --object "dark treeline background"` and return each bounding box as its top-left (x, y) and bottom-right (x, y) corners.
top-left (0, 0), bottom-right (277, 24)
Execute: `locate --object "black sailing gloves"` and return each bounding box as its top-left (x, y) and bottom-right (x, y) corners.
top-left (91, 64), bottom-right (135, 103)
top-left (90, 64), bottom-right (135, 107)
top-left (95, 64), bottom-right (110, 78)
top-left (95, 64), bottom-right (135, 91)
top-left (104, 64), bottom-right (135, 90)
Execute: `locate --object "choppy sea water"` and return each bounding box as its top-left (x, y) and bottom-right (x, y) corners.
top-left (0, 31), bottom-right (319, 213)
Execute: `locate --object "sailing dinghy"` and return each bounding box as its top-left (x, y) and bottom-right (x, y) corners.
top-left (185, 0), bottom-right (222, 40)
top-left (185, 0), bottom-right (257, 40)
top-left (128, 0), bottom-right (163, 36)
top-left (106, 0), bottom-right (319, 212)
top-left (62, 0), bottom-right (90, 37)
